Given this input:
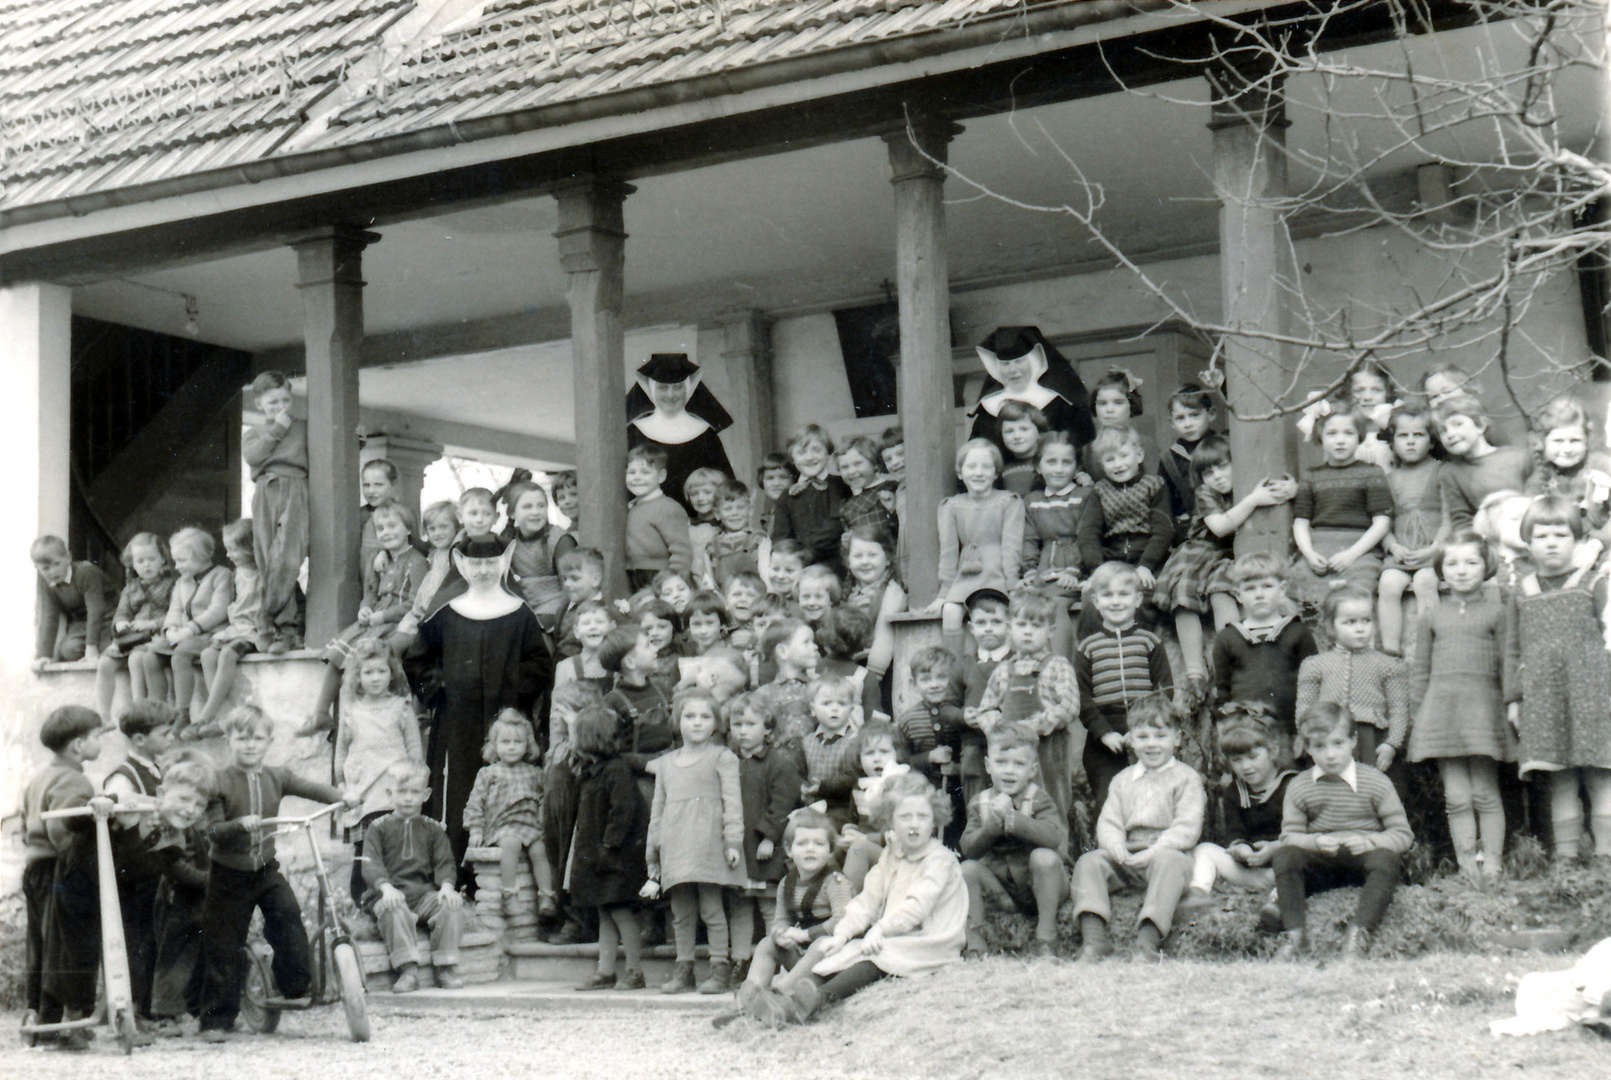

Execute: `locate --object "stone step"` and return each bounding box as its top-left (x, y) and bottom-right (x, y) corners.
top-left (364, 979), bottom-right (725, 1012)
top-left (504, 941), bottom-right (719, 984)
top-left (353, 932), bottom-right (504, 990)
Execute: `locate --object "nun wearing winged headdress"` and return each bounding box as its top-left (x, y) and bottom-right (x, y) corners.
top-left (968, 327), bottom-right (1096, 454)
top-left (626, 354), bottom-right (735, 515)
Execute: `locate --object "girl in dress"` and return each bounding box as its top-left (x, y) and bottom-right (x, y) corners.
top-left (134, 527), bottom-right (233, 731)
top-left (1153, 435), bottom-right (1295, 697)
top-left (836, 436), bottom-right (896, 537)
top-left (684, 467), bottom-right (728, 592)
top-left (1378, 403), bottom-right (1447, 655)
top-left (463, 709), bottom-right (557, 918)
top-left (1436, 392), bottom-right (1533, 530)
top-left (1287, 404), bottom-right (1393, 606)
top-left (1504, 496), bottom-right (1611, 859)
top-left (795, 565), bottom-right (842, 632)
top-left (841, 525), bottom-right (906, 695)
top-left (771, 424), bottom-right (852, 576)
top-left (642, 688), bottom-right (745, 994)
top-left (570, 704), bottom-right (651, 992)
top-left (681, 591), bottom-right (731, 656)
top-left (996, 401), bottom-right (1050, 497)
top-left (96, 532), bottom-right (176, 723)
top-left (726, 692), bottom-right (803, 988)
top-left (1406, 530), bottom-right (1515, 885)
top-left (764, 772), bottom-right (966, 1025)
top-left (1084, 368), bottom-right (1157, 482)
top-left (928, 438), bottom-right (1026, 640)
top-left (334, 638), bottom-right (423, 902)
top-left (505, 482), bottom-right (569, 632)
top-left (1022, 430), bottom-right (1090, 655)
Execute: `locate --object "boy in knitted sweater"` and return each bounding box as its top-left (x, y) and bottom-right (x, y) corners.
top-left (1272, 702), bottom-right (1413, 961)
top-left (625, 444), bottom-right (692, 592)
top-left (1072, 692), bottom-right (1204, 961)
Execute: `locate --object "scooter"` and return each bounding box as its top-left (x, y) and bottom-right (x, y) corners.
top-left (20, 798), bottom-right (141, 1054)
top-left (236, 802), bottom-right (370, 1042)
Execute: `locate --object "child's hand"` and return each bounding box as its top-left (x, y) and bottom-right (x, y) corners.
top-left (1125, 846), bottom-right (1157, 870)
top-left (639, 879), bottom-right (661, 900)
top-left (1315, 834), bottom-right (1342, 855)
top-left (1327, 550), bottom-right (1358, 573)
top-left (1507, 702), bottom-right (1521, 732)
top-left (1374, 743), bottom-right (1397, 771)
top-left (1248, 840), bottom-right (1279, 867)
top-left (376, 883), bottom-right (407, 914)
top-left (341, 788), bottom-right (363, 809)
top-left (1303, 549), bottom-right (1329, 574)
top-left (1054, 570), bottom-right (1081, 592)
top-left (858, 925), bottom-right (884, 956)
top-left (1135, 566), bottom-right (1156, 590)
top-left (466, 832), bottom-right (483, 851)
top-left (438, 884), bottom-right (463, 911)
top-left (114, 619), bottom-right (130, 634)
top-left (1227, 842), bottom-right (1255, 866)
top-left (921, 597), bottom-right (945, 616)
top-left (31, 657), bottom-right (47, 673)
top-left (357, 606), bottom-right (373, 625)
top-left (89, 795), bottom-right (117, 819)
top-left (1075, 472), bottom-right (1094, 487)
top-left (756, 839), bottom-right (774, 862)
top-left (1100, 732), bottom-right (1126, 755)
top-left (725, 847), bottom-right (742, 869)
top-left (237, 814), bottom-right (261, 831)
top-left (929, 745), bottom-right (953, 766)
top-left (1340, 834), bottom-right (1372, 856)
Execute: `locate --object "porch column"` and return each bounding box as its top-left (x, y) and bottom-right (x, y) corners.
top-left (716, 310), bottom-right (774, 488)
top-left (1209, 64), bottom-right (1299, 557)
top-left (884, 118), bottom-right (962, 608)
top-left (555, 178), bottom-right (634, 598)
top-left (293, 225), bottom-right (378, 644)
top-left (361, 433), bottom-right (442, 523)
top-left (0, 282), bottom-right (71, 670)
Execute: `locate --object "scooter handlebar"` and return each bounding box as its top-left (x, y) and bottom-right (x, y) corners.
top-left (258, 801), bottom-right (344, 828)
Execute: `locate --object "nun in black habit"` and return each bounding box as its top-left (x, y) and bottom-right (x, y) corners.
top-left (625, 353), bottom-right (735, 515)
top-left (968, 326), bottom-right (1096, 453)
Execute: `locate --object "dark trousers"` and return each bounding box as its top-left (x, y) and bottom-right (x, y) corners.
top-left (1083, 733), bottom-right (1130, 819)
top-left (23, 858), bottom-right (54, 1015)
top-left (42, 844), bottom-right (101, 1021)
top-left (1273, 847), bottom-right (1401, 933)
top-left (199, 861), bottom-right (312, 1031)
top-left (120, 879), bottom-right (160, 1018)
top-left (815, 959), bottom-right (888, 1004)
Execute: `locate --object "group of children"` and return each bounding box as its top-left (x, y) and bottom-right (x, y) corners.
top-left (23, 348), bottom-right (1611, 1039)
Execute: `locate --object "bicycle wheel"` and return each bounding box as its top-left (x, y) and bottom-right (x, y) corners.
top-left (332, 942), bottom-right (369, 1043)
top-left (238, 947), bottom-right (281, 1034)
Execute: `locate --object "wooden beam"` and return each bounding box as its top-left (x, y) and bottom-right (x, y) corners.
top-left (1211, 63), bottom-right (1299, 558)
top-left (295, 225), bottom-right (377, 644)
top-left (0, 1), bottom-right (1483, 286)
top-left (357, 405), bottom-right (575, 469)
top-left (885, 117), bottom-right (961, 610)
top-left (713, 310), bottom-right (773, 488)
top-left (555, 178), bottom-right (632, 597)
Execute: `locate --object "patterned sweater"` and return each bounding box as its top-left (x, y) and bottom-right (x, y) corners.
top-left (1294, 646), bottom-right (1412, 748)
top-left (1280, 762), bottom-right (1412, 853)
top-left (1074, 624), bottom-right (1173, 738)
top-left (1292, 460), bottom-right (1393, 531)
top-left (1076, 474), bottom-right (1174, 571)
top-left (1022, 483), bottom-right (1090, 573)
top-left (462, 760), bottom-right (544, 842)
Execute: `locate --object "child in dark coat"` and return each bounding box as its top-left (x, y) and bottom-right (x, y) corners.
top-left (726, 693), bottom-right (803, 980)
top-left (570, 705), bottom-right (652, 992)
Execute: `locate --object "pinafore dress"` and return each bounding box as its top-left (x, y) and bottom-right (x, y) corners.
top-left (1513, 565), bottom-right (1611, 776)
top-left (1000, 666), bottom-right (1072, 825)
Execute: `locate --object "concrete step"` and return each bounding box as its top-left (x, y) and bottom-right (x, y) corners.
top-left (364, 978), bottom-right (725, 1012)
top-left (504, 941), bottom-right (720, 985)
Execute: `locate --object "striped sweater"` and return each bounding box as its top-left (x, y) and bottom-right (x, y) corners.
top-left (1280, 763), bottom-right (1412, 853)
top-left (1074, 624), bottom-right (1173, 738)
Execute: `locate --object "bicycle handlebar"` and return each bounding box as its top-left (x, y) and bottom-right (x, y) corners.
top-left (258, 802), bottom-right (344, 828)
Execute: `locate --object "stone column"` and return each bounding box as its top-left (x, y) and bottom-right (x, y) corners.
top-left (884, 118), bottom-right (962, 608)
top-left (555, 178), bottom-right (634, 598)
top-left (0, 282), bottom-right (72, 671)
top-left (361, 433), bottom-right (442, 525)
top-left (715, 310), bottom-right (774, 489)
top-left (293, 225), bottom-right (378, 644)
top-left (1209, 65), bottom-right (1299, 557)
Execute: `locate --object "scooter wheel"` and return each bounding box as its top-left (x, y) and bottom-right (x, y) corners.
top-left (333, 942), bottom-right (369, 1043)
top-left (116, 1008), bottom-right (137, 1055)
top-left (19, 1009), bottom-right (39, 1048)
top-left (239, 947), bottom-right (281, 1034)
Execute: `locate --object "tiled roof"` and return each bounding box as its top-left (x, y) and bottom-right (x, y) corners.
top-left (0, 0), bottom-right (1096, 214)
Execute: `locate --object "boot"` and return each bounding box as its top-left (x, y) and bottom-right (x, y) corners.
top-left (738, 982), bottom-right (789, 1029)
top-left (435, 965), bottom-right (463, 990)
top-left (1076, 914), bottom-right (1111, 962)
top-left (392, 964), bottom-right (419, 993)
top-left (730, 957), bottom-right (751, 988)
top-left (660, 961), bottom-right (696, 994)
top-left (1454, 850), bottom-right (1481, 887)
top-left (698, 960), bottom-right (732, 995)
top-left (1272, 929), bottom-right (1306, 961)
top-left (1341, 924), bottom-right (1371, 960)
top-left (780, 978), bottom-right (823, 1025)
top-left (615, 967), bottom-right (646, 991)
top-left (1132, 920), bottom-right (1164, 960)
